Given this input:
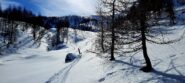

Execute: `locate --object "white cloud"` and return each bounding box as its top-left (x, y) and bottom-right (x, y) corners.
top-left (0, 0), bottom-right (97, 16)
top-left (31, 0), bottom-right (97, 16)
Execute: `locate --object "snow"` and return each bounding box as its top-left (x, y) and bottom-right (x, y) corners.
top-left (98, 25), bottom-right (185, 83)
top-left (0, 48), bottom-right (65, 83)
top-left (0, 29), bottom-right (102, 83)
top-left (0, 25), bottom-right (185, 83)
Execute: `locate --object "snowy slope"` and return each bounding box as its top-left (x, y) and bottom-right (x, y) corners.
top-left (98, 25), bottom-right (185, 83)
top-left (0, 25), bottom-right (185, 83)
top-left (0, 23), bottom-right (42, 55)
top-left (0, 29), bottom-right (102, 83)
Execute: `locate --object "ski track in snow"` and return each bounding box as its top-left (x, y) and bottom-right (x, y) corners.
top-left (46, 57), bottom-right (81, 83)
top-left (45, 31), bottom-right (95, 83)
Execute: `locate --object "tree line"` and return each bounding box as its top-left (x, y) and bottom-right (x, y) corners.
top-left (0, 5), bottom-right (48, 54)
top-left (0, 4), bottom-right (99, 54)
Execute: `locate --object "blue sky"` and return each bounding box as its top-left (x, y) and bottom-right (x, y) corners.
top-left (0, 0), bottom-right (97, 16)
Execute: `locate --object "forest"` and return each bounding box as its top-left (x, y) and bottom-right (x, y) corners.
top-left (0, 0), bottom-right (185, 83)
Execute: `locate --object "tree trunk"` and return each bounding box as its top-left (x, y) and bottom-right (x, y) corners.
top-left (32, 25), bottom-right (36, 40)
top-left (101, 17), bottom-right (105, 52)
top-left (56, 27), bottom-right (61, 45)
top-left (140, 17), bottom-right (152, 72)
top-left (110, 0), bottom-right (116, 61)
top-left (3, 19), bottom-right (6, 44)
top-left (66, 27), bottom-right (69, 43)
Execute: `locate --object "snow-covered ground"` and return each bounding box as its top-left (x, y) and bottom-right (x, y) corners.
top-left (0, 29), bottom-right (103, 83)
top-left (0, 25), bottom-right (185, 83)
top-left (99, 25), bottom-right (185, 83)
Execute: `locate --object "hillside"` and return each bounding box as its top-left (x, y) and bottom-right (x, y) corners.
top-left (0, 24), bottom-right (185, 83)
top-left (0, 0), bottom-right (185, 83)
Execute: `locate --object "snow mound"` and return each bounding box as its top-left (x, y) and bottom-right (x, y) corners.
top-left (65, 53), bottom-right (80, 63)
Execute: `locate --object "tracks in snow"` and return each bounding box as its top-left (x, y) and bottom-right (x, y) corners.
top-left (46, 58), bottom-right (80, 83)
top-left (46, 31), bottom-right (96, 83)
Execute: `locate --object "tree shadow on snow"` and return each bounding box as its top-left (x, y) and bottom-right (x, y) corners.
top-left (99, 58), bottom-right (185, 83)
top-left (117, 59), bottom-right (185, 83)
top-left (148, 69), bottom-right (185, 83)
top-left (47, 44), bottom-right (68, 51)
top-left (140, 58), bottom-right (185, 83)
top-left (73, 37), bottom-right (84, 43)
top-left (99, 59), bottom-right (141, 82)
